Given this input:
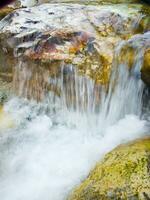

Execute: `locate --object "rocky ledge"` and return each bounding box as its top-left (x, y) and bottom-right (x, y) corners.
top-left (0, 3), bottom-right (149, 101)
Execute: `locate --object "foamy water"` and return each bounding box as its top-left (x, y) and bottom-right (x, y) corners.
top-left (0, 97), bottom-right (148, 200)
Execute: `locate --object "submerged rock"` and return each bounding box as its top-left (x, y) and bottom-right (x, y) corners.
top-left (68, 138), bottom-right (150, 200)
top-left (0, 78), bottom-right (12, 105)
top-left (0, 106), bottom-right (14, 130)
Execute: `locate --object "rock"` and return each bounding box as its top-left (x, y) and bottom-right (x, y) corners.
top-left (141, 49), bottom-right (150, 87)
top-left (0, 106), bottom-right (14, 130)
top-left (16, 0), bottom-right (150, 7)
top-left (18, 0), bottom-right (140, 7)
top-left (68, 138), bottom-right (150, 200)
top-left (0, 78), bottom-right (12, 105)
top-left (0, 3), bottom-right (149, 100)
top-left (142, 0), bottom-right (150, 4)
top-left (0, 6), bottom-right (15, 20)
top-left (0, 80), bottom-right (14, 130)
top-left (46, 0), bottom-right (139, 4)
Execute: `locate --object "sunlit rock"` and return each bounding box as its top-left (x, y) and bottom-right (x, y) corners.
top-left (0, 3), bottom-right (149, 101)
top-left (68, 138), bottom-right (150, 200)
top-left (0, 6), bottom-right (15, 20)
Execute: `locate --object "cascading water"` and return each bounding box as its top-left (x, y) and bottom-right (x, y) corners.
top-left (0, 31), bottom-right (149, 200)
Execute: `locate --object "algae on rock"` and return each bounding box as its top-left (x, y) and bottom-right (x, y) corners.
top-left (0, 79), bottom-right (12, 105)
top-left (68, 138), bottom-right (150, 200)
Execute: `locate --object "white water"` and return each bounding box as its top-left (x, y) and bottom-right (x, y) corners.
top-left (20, 0), bottom-right (37, 7)
top-left (0, 42), bottom-right (149, 200)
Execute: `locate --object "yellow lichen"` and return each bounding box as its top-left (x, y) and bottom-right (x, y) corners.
top-left (68, 138), bottom-right (150, 200)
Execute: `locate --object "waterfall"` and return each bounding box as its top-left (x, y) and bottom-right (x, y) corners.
top-left (0, 23), bottom-right (149, 200)
top-left (0, 35), bottom-right (147, 200)
top-left (11, 37), bottom-right (147, 134)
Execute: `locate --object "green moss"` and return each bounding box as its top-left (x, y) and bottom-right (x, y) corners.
top-left (0, 79), bottom-right (12, 105)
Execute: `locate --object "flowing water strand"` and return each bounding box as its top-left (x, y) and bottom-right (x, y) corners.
top-left (97, 41), bottom-right (145, 130)
top-left (57, 40), bottom-right (146, 134)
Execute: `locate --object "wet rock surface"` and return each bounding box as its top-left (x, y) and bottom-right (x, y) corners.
top-left (0, 3), bottom-right (149, 100)
top-left (19, 0), bottom-right (140, 7)
top-left (0, 78), bottom-right (12, 105)
top-left (116, 32), bottom-right (150, 87)
top-left (68, 138), bottom-right (150, 200)
top-left (142, 48), bottom-right (150, 87)
top-left (0, 6), bottom-right (16, 20)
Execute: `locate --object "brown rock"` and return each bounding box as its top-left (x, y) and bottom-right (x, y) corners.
top-left (0, 3), bottom-right (149, 101)
top-left (141, 49), bottom-right (150, 87)
top-left (0, 7), bottom-right (16, 20)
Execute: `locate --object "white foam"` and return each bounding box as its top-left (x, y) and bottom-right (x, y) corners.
top-left (0, 97), bottom-right (148, 200)
top-left (20, 0), bottom-right (37, 7)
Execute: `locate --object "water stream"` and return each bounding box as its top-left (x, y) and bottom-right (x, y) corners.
top-left (0, 29), bottom-right (149, 200)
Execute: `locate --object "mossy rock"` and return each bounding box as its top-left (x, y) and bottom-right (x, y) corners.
top-left (68, 138), bottom-right (150, 200)
top-left (0, 91), bottom-right (8, 105)
top-left (141, 49), bottom-right (150, 87)
top-left (0, 7), bottom-right (15, 20)
top-left (0, 79), bottom-right (12, 105)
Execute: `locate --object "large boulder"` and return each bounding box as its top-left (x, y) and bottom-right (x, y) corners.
top-left (68, 138), bottom-right (150, 200)
top-left (0, 3), bottom-right (149, 101)
top-left (19, 0), bottom-right (140, 7)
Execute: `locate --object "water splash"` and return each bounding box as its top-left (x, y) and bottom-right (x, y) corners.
top-left (20, 0), bottom-right (37, 7)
